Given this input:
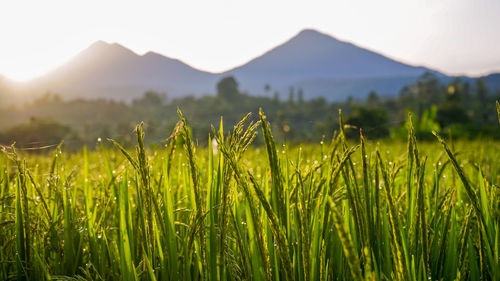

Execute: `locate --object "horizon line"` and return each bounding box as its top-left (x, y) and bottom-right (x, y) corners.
top-left (2, 27), bottom-right (500, 83)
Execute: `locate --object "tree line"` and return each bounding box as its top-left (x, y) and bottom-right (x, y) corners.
top-left (0, 72), bottom-right (499, 149)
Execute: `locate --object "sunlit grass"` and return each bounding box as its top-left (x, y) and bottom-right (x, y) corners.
top-left (0, 110), bottom-right (499, 281)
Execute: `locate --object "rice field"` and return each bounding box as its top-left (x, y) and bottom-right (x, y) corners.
top-left (1, 109), bottom-right (499, 281)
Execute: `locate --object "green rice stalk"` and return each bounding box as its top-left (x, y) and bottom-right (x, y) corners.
top-left (432, 131), bottom-right (490, 243)
top-left (248, 173), bottom-right (294, 281)
top-left (259, 108), bottom-right (287, 228)
top-left (406, 113), bottom-right (416, 232)
top-left (377, 151), bottom-right (409, 281)
top-left (178, 109), bottom-right (210, 280)
top-left (119, 178), bottom-right (138, 281)
top-left (215, 130), bottom-right (272, 281)
top-left (15, 175), bottom-right (27, 280)
top-left (360, 130), bottom-right (374, 253)
top-left (496, 100), bottom-right (500, 124)
top-left (417, 157), bottom-right (429, 276)
top-left (327, 197), bottom-right (363, 281)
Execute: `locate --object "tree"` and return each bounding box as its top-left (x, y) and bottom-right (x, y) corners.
top-left (446, 78), bottom-right (463, 103)
top-left (297, 88), bottom-right (304, 104)
top-left (273, 91), bottom-right (280, 105)
top-left (288, 87), bottom-right (295, 105)
top-left (476, 78), bottom-right (488, 104)
top-left (475, 79), bottom-right (490, 122)
top-left (0, 118), bottom-right (81, 149)
top-left (264, 84), bottom-right (271, 95)
top-left (463, 81), bottom-right (471, 100)
top-left (345, 106), bottom-right (390, 139)
top-left (217, 76), bottom-right (240, 101)
top-left (367, 91), bottom-right (379, 106)
top-left (414, 72), bottom-right (443, 116)
top-left (132, 91), bottom-right (166, 107)
top-left (436, 103), bottom-right (469, 128)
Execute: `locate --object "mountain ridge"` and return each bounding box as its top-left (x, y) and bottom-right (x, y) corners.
top-left (220, 29), bottom-right (443, 96)
top-left (1, 29), bottom-right (499, 104)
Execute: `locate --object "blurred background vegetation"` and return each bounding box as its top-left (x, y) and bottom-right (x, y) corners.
top-left (1, 72), bottom-right (499, 150)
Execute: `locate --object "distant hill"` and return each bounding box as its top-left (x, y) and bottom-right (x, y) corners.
top-left (30, 41), bottom-right (218, 100)
top-left (1, 29), bottom-right (499, 103)
top-left (483, 73), bottom-right (500, 92)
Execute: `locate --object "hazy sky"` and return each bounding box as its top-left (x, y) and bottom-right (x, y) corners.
top-left (1, 0), bottom-right (499, 81)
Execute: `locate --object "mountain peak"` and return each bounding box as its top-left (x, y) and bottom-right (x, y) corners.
top-left (143, 51), bottom-right (164, 58)
top-left (294, 28), bottom-right (339, 41)
top-left (297, 28), bottom-right (324, 36)
top-left (88, 40), bottom-right (111, 49)
top-left (81, 40), bottom-right (138, 58)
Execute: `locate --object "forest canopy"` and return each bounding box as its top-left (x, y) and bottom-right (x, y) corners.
top-left (1, 73), bottom-right (499, 149)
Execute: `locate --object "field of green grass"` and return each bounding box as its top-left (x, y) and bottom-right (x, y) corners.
top-left (1, 109), bottom-right (499, 281)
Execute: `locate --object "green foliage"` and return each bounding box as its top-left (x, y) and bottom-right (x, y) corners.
top-left (0, 118), bottom-right (81, 149)
top-left (217, 76), bottom-right (240, 102)
top-left (2, 75), bottom-right (500, 147)
top-left (132, 91), bottom-right (166, 107)
top-left (345, 106), bottom-right (389, 139)
top-left (496, 100), bottom-right (500, 123)
top-left (436, 103), bottom-right (469, 128)
top-left (0, 111), bottom-right (499, 281)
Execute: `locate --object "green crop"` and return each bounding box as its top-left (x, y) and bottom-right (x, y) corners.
top-left (0, 109), bottom-right (499, 281)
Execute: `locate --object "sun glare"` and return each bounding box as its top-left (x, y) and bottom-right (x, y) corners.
top-left (0, 48), bottom-right (78, 82)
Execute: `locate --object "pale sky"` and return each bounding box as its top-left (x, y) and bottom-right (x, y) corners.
top-left (1, 0), bottom-right (499, 81)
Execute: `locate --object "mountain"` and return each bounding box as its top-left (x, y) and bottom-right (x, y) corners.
top-left (1, 29), bottom-right (499, 103)
top-left (483, 73), bottom-right (500, 91)
top-left (31, 41), bottom-right (217, 100)
top-left (223, 29), bottom-right (440, 98)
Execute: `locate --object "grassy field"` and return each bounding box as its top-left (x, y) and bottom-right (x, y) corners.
top-left (1, 109), bottom-right (499, 281)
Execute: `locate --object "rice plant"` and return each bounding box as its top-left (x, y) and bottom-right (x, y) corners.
top-left (0, 108), bottom-right (499, 281)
